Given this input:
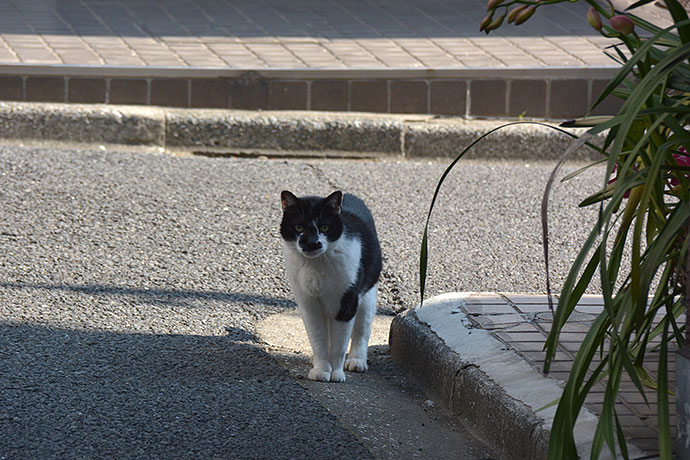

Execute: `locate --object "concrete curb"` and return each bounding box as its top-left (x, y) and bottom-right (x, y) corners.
top-left (166, 109), bottom-right (404, 157)
top-left (390, 307), bottom-right (550, 460)
top-left (404, 119), bottom-right (595, 161)
top-left (389, 293), bottom-right (641, 460)
top-left (0, 102), bottom-right (165, 147)
top-left (0, 102), bottom-right (598, 160)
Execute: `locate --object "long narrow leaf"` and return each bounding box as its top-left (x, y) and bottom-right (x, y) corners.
top-left (657, 319), bottom-right (672, 459)
top-left (664, 0), bottom-right (690, 45)
top-left (420, 226), bottom-right (429, 305)
top-left (542, 133), bottom-right (596, 315)
top-left (544, 178), bottom-right (635, 369)
top-left (614, 410), bottom-right (630, 459)
top-left (420, 122), bottom-right (585, 306)
top-left (561, 158), bottom-right (609, 182)
top-left (626, 0), bottom-right (660, 10)
top-left (548, 313), bottom-right (610, 459)
top-left (591, 21), bottom-right (690, 120)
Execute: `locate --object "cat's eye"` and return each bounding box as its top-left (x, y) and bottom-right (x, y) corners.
top-left (319, 225), bottom-right (330, 232)
top-left (295, 225), bottom-right (305, 233)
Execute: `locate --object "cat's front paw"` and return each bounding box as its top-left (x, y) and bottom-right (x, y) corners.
top-left (345, 358), bottom-right (368, 373)
top-left (329, 369), bottom-right (346, 382)
top-left (307, 368), bottom-right (331, 382)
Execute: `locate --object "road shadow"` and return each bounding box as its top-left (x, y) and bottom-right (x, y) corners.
top-left (0, 281), bottom-right (296, 310)
top-left (0, 321), bottom-right (370, 460)
top-left (19, 0), bottom-right (598, 39)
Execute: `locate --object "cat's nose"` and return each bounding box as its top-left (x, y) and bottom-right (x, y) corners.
top-left (304, 241), bottom-right (322, 252)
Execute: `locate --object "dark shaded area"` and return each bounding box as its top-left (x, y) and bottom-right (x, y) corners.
top-left (0, 282), bottom-right (296, 310)
top-left (0, 322), bottom-right (371, 460)
top-left (0, 0), bottom-right (596, 39)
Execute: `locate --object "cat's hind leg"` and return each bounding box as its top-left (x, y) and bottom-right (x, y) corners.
top-left (345, 284), bottom-right (377, 373)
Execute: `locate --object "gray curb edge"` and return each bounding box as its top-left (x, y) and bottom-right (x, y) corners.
top-left (0, 101), bottom-right (598, 161)
top-left (389, 295), bottom-right (646, 460)
top-left (389, 309), bottom-right (550, 460)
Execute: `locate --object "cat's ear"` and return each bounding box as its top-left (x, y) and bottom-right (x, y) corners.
top-left (324, 191), bottom-right (342, 214)
top-left (281, 190), bottom-right (300, 213)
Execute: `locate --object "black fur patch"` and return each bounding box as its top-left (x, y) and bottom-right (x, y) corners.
top-left (280, 191), bottom-right (344, 244)
top-left (336, 287), bottom-right (359, 322)
top-left (334, 194), bottom-right (382, 322)
top-left (281, 191), bottom-right (382, 323)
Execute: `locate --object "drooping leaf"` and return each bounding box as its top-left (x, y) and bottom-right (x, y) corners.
top-left (420, 122), bottom-right (585, 306)
top-left (664, 0), bottom-right (690, 45)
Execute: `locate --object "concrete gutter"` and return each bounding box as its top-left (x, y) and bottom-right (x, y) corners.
top-left (0, 101), bottom-right (598, 161)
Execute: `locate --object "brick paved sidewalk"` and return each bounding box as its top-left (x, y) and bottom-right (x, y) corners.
top-left (460, 293), bottom-right (680, 457)
top-left (0, 0), bottom-right (658, 118)
top-left (0, 0), bottom-right (612, 69)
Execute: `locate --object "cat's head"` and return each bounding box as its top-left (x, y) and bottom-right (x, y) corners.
top-left (280, 190), bottom-right (343, 259)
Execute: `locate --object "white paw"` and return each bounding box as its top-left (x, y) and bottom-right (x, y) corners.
top-left (329, 369), bottom-right (346, 382)
top-left (345, 358), bottom-right (368, 373)
top-left (308, 368), bottom-right (331, 382)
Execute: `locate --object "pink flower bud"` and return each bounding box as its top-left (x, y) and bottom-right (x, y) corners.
top-left (609, 15), bottom-right (635, 34)
top-left (608, 164), bottom-right (632, 198)
top-left (587, 7), bottom-right (603, 31)
top-left (670, 148), bottom-right (690, 187)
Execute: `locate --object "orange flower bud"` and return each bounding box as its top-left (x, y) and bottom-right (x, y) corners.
top-left (514, 5), bottom-right (536, 25)
top-left (487, 13), bottom-right (506, 30)
top-left (487, 0), bottom-right (505, 11)
top-left (480, 14), bottom-right (493, 31)
top-left (586, 7), bottom-right (603, 30)
top-left (507, 4), bottom-right (527, 23)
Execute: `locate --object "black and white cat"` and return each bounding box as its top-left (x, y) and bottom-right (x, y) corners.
top-left (280, 190), bottom-right (382, 382)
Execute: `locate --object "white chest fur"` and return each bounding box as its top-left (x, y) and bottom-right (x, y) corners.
top-left (283, 235), bottom-right (361, 301)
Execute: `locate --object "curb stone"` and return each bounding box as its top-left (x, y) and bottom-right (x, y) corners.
top-left (0, 102), bottom-right (598, 160)
top-left (165, 109), bottom-right (403, 156)
top-left (0, 102), bottom-right (165, 147)
top-left (404, 119), bottom-right (596, 161)
top-left (389, 307), bottom-right (549, 460)
top-left (389, 293), bottom-right (645, 460)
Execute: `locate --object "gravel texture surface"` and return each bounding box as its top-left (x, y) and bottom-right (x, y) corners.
top-left (0, 144), bottom-right (603, 459)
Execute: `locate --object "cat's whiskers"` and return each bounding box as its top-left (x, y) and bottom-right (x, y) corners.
top-left (320, 251), bottom-right (339, 277)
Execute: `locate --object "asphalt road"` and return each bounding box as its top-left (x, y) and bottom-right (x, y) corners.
top-left (0, 144), bottom-right (604, 459)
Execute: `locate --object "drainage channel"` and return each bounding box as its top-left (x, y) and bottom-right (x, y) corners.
top-left (192, 149), bottom-right (382, 160)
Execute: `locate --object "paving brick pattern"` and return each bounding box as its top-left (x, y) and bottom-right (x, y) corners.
top-left (459, 293), bottom-right (683, 457)
top-left (0, 0), bottom-right (634, 117)
top-left (0, 0), bottom-right (613, 68)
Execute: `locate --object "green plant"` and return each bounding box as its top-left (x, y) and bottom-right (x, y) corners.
top-left (420, 1), bottom-right (690, 458)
